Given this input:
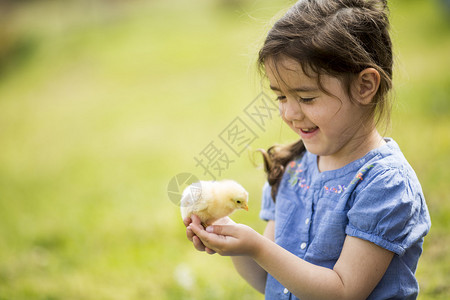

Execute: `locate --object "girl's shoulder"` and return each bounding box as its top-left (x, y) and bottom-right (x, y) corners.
top-left (346, 139), bottom-right (431, 256)
top-left (356, 138), bottom-right (420, 188)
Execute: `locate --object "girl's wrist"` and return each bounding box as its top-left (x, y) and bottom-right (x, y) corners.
top-left (248, 230), bottom-right (270, 260)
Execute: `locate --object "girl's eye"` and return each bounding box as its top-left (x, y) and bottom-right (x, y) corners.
top-left (274, 95), bottom-right (316, 103)
top-left (298, 97), bottom-right (316, 103)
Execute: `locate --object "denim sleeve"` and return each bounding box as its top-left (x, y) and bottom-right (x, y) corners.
top-left (259, 182), bottom-right (276, 221)
top-left (346, 167), bottom-right (430, 256)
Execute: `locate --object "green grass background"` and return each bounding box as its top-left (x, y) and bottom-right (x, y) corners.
top-left (0, 0), bottom-right (449, 299)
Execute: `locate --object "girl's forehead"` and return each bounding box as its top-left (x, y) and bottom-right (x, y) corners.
top-left (265, 57), bottom-right (318, 91)
top-left (265, 57), bottom-right (346, 97)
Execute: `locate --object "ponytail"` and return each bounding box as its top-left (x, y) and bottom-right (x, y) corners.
top-left (258, 139), bottom-right (306, 201)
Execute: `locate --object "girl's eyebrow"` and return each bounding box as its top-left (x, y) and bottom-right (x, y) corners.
top-left (269, 85), bottom-right (318, 93)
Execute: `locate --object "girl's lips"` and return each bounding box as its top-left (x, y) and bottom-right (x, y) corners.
top-left (298, 126), bottom-right (319, 138)
top-left (300, 127), bottom-right (318, 133)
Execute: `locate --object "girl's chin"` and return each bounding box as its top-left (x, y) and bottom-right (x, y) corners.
top-left (302, 141), bottom-right (326, 157)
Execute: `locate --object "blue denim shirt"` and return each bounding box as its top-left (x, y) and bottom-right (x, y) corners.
top-left (260, 139), bottom-right (431, 300)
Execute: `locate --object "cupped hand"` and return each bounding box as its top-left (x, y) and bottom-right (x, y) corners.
top-left (188, 219), bottom-right (261, 257)
top-left (183, 215), bottom-right (236, 254)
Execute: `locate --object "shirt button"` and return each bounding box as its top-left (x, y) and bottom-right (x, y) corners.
top-left (305, 218), bottom-right (310, 225)
top-left (283, 288), bottom-right (289, 294)
top-left (300, 242), bottom-right (307, 250)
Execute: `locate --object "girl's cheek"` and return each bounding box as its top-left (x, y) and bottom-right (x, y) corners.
top-left (278, 103), bottom-right (284, 117)
top-left (279, 106), bottom-right (294, 130)
top-left (279, 103), bottom-right (289, 121)
top-left (280, 108), bottom-right (289, 125)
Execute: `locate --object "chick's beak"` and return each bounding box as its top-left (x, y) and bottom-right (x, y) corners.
top-left (243, 204), bottom-right (249, 211)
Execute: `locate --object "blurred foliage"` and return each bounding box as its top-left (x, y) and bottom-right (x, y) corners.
top-left (0, 0), bottom-right (449, 299)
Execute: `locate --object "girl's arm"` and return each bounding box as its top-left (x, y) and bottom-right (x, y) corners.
top-left (189, 222), bottom-right (394, 300)
top-left (185, 215), bottom-right (273, 294)
top-left (230, 220), bottom-right (273, 293)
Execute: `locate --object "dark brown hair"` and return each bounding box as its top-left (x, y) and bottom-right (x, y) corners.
top-left (258, 0), bottom-right (393, 201)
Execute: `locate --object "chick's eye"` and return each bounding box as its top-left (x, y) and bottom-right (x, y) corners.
top-left (236, 200), bottom-right (242, 204)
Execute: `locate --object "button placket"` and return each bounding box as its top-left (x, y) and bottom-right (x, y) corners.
top-left (300, 216), bottom-right (311, 252)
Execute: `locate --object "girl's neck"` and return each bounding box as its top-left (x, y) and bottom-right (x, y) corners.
top-left (317, 129), bottom-right (386, 173)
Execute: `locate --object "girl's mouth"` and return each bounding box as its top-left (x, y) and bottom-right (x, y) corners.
top-left (300, 126), bottom-right (318, 134)
top-left (298, 126), bottom-right (319, 140)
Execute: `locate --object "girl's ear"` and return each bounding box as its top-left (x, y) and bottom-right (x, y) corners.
top-left (353, 68), bottom-right (380, 105)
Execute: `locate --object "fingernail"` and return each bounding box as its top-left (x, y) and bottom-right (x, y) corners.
top-left (206, 226), bottom-right (213, 233)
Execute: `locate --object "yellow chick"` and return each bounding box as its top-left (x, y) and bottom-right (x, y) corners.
top-left (180, 179), bottom-right (249, 227)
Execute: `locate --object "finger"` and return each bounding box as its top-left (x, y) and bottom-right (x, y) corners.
top-left (190, 223), bottom-right (212, 243)
top-left (206, 224), bottom-right (237, 237)
top-left (192, 235), bottom-right (206, 252)
top-left (205, 247), bottom-right (216, 255)
top-left (183, 217), bottom-right (192, 227)
top-left (186, 225), bottom-right (195, 242)
top-left (191, 214), bottom-right (203, 227)
top-left (212, 216), bottom-right (236, 226)
top-left (190, 222), bottom-right (208, 238)
top-left (190, 223), bottom-right (226, 250)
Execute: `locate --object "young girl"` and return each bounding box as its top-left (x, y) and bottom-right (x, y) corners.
top-left (184, 0), bottom-right (431, 299)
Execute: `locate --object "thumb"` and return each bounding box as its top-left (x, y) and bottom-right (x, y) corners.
top-left (206, 224), bottom-right (237, 236)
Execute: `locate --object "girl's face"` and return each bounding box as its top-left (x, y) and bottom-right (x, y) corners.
top-left (265, 57), bottom-right (378, 169)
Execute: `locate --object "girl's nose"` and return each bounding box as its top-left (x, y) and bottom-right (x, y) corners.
top-left (281, 98), bottom-right (303, 122)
